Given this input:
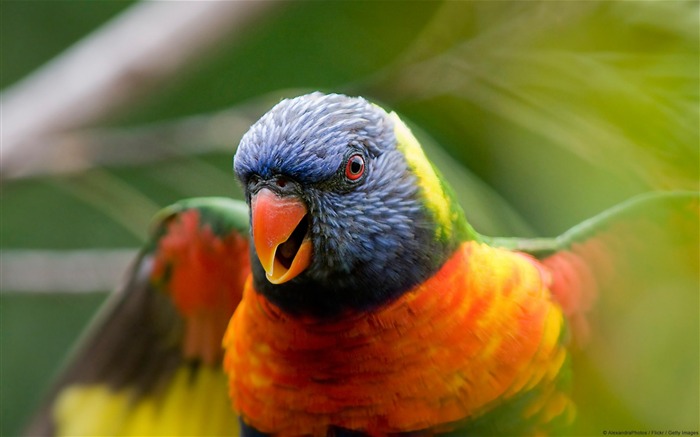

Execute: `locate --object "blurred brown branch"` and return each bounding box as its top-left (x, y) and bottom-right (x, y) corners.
top-left (1, 1), bottom-right (277, 179)
top-left (1, 109), bottom-right (256, 181)
top-left (0, 88), bottom-right (304, 182)
top-left (1, 249), bottom-right (137, 292)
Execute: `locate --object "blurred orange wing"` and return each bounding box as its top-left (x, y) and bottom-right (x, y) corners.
top-left (25, 198), bottom-right (250, 436)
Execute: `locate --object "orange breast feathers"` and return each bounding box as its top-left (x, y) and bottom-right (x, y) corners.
top-left (223, 241), bottom-right (569, 436)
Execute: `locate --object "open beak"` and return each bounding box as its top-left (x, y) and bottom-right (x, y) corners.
top-left (251, 188), bottom-right (312, 284)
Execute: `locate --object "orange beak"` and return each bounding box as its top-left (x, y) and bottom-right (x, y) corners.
top-left (251, 188), bottom-right (312, 284)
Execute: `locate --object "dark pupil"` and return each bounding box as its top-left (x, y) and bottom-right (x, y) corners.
top-left (350, 158), bottom-right (362, 174)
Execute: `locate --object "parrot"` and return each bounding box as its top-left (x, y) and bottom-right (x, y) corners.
top-left (25, 92), bottom-right (698, 436)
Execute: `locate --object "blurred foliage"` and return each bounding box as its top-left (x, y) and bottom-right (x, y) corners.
top-left (1, 1), bottom-right (698, 436)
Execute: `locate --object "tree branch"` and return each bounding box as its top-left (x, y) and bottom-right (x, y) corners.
top-left (1, 249), bottom-right (138, 293)
top-left (1, 1), bottom-right (277, 178)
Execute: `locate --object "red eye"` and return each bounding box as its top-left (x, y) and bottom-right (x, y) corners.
top-left (345, 154), bottom-right (365, 180)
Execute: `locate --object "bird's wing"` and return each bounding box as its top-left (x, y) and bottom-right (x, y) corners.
top-left (25, 197), bottom-right (250, 437)
top-left (487, 190), bottom-right (699, 344)
top-left (487, 191), bottom-right (699, 432)
top-left (486, 191), bottom-right (698, 256)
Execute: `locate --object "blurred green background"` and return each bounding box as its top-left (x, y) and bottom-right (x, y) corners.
top-left (1, 1), bottom-right (698, 436)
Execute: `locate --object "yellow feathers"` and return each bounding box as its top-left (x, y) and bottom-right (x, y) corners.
top-left (391, 112), bottom-right (453, 241)
top-left (53, 366), bottom-right (239, 436)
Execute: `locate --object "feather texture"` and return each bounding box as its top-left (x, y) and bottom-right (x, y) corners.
top-left (224, 241), bottom-right (573, 436)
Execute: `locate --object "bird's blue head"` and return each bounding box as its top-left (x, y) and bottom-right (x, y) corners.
top-left (234, 92), bottom-right (465, 316)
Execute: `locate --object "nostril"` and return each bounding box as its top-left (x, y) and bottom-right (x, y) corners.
top-left (276, 177), bottom-right (287, 188)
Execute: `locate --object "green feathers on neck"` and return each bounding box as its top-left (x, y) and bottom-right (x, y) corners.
top-left (391, 112), bottom-right (480, 244)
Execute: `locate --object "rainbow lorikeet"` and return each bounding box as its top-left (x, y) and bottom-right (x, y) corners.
top-left (26, 93), bottom-right (698, 436)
